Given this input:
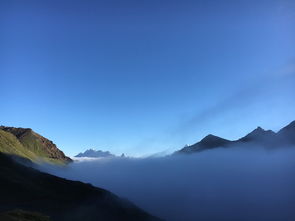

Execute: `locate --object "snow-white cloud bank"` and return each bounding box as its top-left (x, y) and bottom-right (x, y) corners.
top-left (40, 146), bottom-right (295, 221)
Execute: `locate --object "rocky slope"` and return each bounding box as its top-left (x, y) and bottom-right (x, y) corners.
top-left (0, 126), bottom-right (71, 164)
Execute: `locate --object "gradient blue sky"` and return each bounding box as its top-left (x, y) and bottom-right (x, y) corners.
top-left (1, 0), bottom-right (295, 156)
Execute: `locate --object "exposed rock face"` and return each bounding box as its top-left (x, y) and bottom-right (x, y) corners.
top-left (0, 126), bottom-right (72, 164)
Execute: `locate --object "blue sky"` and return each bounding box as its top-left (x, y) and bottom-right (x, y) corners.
top-left (1, 0), bottom-right (295, 156)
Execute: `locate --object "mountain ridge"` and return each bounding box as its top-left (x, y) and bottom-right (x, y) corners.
top-left (0, 126), bottom-right (72, 164)
top-left (75, 149), bottom-right (115, 158)
top-left (176, 120), bottom-right (295, 154)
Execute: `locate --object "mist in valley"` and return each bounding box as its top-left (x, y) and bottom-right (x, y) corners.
top-left (40, 145), bottom-right (295, 221)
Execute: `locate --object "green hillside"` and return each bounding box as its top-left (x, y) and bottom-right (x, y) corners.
top-left (0, 129), bottom-right (38, 160)
top-left (0, 126), bottom-right (72, 164)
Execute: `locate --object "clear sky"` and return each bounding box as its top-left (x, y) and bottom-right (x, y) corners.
top-left (1, 0), bottom-right (295, 157)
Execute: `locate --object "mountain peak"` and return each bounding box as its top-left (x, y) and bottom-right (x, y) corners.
top-left (251, 126), bottom-right (274, 135)
top-left (250, 126), bottom-right (266, 134)
top-left (256, 126), bottom-right (263, 130)
top-left (75, 149), bottom-right (115, 158)
top-left (177, 134), bottom-right (231, 154)
top-left (198, 134), bottom-right (231, 147)
top-left (238, 126), bottom-right (275, 143)
top-left (200, 134), bottom-right (223, 142)
top-left (176, 120), bottom-right (295, 155)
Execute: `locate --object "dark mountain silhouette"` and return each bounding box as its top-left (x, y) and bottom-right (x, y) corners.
top-left (75, 149), bottom-right (115, 158)
top-left (176, 120), bottom-right (295, 154)
top-left (178, 135), bottom-right (231, 153)
top-left (277, 120), bottom-right (295, 145)
top-left (237, 127), bottom-right (276, 143)
top-left (0, 126), bottom-right (72, 164)
top-left (0, 152), bottom-right (161, 221)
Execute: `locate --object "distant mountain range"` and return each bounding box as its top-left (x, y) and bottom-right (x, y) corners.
top-left (1, 121), bottom-right (294, 220)
top-left (75, 149), bottom-right (115, 158)
top-left (176, 120), bottom-right (295, 154)
top-left (0, 126), bottom-right (72, 164)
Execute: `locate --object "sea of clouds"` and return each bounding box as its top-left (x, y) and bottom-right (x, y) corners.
top-left (39, 145), bottom-right (295, 221)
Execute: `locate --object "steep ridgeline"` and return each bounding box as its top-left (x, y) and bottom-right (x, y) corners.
top-left (0, 126), bottom-right (72, 164)
top-left (75, 149), bottom-right (115, 158)
top-left (176, 120), bottom-right (295, 154)
top-left (0, 152), bottom-right (161, 221)
top-left (277, 120), bottom-right (295, 144)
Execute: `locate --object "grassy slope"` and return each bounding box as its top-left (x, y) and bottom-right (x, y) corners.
top-left (17, 132), bottom-right (66, 165)
top-left (0, 129), bottom-right (38, 161)
top-left (18, 132), bottom-right (49, 157)
top-left (0, 128), bottom-right (70, 165)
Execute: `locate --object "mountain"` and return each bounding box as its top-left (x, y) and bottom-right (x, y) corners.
top-left (0, 152), bottom-right (161, 221)
top-left (277, 120), bottom-right (295, 145)
top-left (176, 120), bottom-right (295, 154)
top-left (75, 149), bottom-right (115, 158)
top-left (0, 126), bottom-right (72, 164)
top-left (237, 127), bottom-right (276, 143)
top-left (178, 134), bottom-right (231, 153)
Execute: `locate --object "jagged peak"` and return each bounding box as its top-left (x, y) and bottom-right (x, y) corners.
top-left (85, 148), bottom-right (96, 152)
top-left (256, 126), bottom-right (263, 131)
top-left (246, 126), bottom-right (275, 136)
top-left (177, 120), bottom-right (294, 154)
top-left (248, 126), bottom-right (265, 134)
top-left (238, 126), bottom-right (275, 143)
top-left (75, 149), bottom-right (114, 158)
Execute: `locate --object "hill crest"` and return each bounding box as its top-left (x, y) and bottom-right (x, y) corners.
top-left (0, 126), bottom-right (72, 164)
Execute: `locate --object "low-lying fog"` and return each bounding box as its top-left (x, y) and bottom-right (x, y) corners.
top-left (40, 146), bottom-right (295, 221)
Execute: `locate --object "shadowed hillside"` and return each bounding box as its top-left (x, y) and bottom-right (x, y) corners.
top-left (0, 209), bottom-right (51, 221)
top-left (0, 153), bottom-right (161, 221)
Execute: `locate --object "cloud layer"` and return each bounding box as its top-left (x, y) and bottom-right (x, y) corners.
top-left (40, 146), bottom-right (295, 221)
